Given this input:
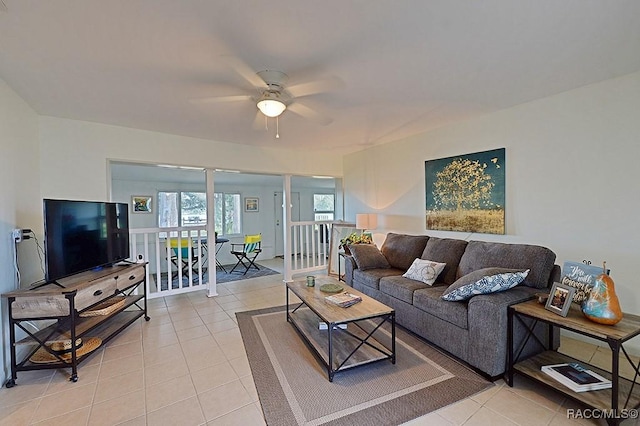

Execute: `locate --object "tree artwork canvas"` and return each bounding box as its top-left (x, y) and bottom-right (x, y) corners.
top-left (425, 148), bottom-right (505, 234)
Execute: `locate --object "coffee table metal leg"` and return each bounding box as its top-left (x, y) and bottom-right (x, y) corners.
top-left (391, 313), bottom-right (396, 364)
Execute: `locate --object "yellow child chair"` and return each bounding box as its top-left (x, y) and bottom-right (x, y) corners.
top-left (229, 234), bottom-right (262, 275)
top-left (168, 237), bottom-right (199, 279)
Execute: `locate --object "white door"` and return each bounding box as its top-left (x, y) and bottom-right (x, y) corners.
top-left (274, 191), bottom-right (300, 256)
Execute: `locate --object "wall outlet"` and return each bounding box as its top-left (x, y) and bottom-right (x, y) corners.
top-left (12, 229), bottom-right (22, 243)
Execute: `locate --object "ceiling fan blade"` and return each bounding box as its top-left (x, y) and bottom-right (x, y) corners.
top-left (189, 95), bottom-right (253, 104)
top-left (287, 102), bottom-right (333, 126)
top-left (286, 76), bottom-right (343, 98)
top-left (221, 55), bottom-right (268, 90)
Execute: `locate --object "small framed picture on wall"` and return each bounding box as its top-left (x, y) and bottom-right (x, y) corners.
top-left (245, 197), bottom-right (259, 212)
top-left (132, 195), bottom-right (152, 214)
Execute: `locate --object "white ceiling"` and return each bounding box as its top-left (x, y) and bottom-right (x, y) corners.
top-left (1, 1), bottom-right (639, 153)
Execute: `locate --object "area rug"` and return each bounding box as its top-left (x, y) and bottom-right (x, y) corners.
top-left (216, 264), bottom-right (280, 284)
top-left (159, 264), bottom-right (280, 290)
top-left (237, 305), bottom-right (493, 426)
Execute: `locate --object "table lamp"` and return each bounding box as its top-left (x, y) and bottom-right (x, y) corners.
top-left (356, 213), bottom-right (378, 233)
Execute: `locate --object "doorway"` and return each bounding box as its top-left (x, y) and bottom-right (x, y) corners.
top-left (274, 191), bottom-right (300, 256)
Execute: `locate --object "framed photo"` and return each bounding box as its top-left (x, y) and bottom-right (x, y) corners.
top-left (244, 197), bottom-right (259, 212)
top-left (545, 282), bottom-right (576, 317)
top-left (132, 195), bottom-right (152, 213)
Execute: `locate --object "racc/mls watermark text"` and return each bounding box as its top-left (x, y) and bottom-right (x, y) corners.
top-left (567, 408), bottom-right (639, 420)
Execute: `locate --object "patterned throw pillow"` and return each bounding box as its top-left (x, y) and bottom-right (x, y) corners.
top-left (402, 258), bottom-right (446, 285)
top-left (442, 269), bottom-right (530, 301)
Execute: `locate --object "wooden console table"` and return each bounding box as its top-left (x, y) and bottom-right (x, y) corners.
top-left (507, 299), bottom-right (640, 425)
top-left (2, 263), bottom-right (149, 387)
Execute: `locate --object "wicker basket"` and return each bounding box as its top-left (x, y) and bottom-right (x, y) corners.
top-left (30, 337), bottom-right (102, 364)
top-left (80, 296), bottom-right (126, 317)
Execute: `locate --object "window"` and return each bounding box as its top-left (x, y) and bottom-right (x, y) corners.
top-left (158, 191), bottom-right (241, 235)
top-left (214, 193), bottom-right (242, 235)
top-left (180, 192), bottom-right (207, 226)
top-left (313, 194), bottom-right (335, 221)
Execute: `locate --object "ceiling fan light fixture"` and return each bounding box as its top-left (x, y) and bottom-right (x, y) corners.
top-left (257, 92), bottom-right (286, 117)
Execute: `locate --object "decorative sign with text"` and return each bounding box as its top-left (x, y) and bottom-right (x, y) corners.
top-left (560, 261), bottom-right (610, 303)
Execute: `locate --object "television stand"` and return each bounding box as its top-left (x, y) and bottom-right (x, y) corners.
top-left (29, 280), bottom-right (65, 290)
top-left (1, 263), bottom-right (149, 387)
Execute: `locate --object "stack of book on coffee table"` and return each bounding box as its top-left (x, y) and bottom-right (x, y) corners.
top-left (325, 292), bottom-right (362, 308)
top-left (541, 362), bottom-right (611, 392)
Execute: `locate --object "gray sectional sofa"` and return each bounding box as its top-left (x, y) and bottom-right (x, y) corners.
top-left (343, 233), bottom-right (560, 378)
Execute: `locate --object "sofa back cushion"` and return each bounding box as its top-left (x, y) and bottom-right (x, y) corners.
top-left (380, 233), bottom-right (429, 271)
top-left (457, 241), bottom-right (556, 289)
top-left (421, 237), bottom-right (468, 285)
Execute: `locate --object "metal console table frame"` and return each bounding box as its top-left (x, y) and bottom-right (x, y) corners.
top-left (507, 299), bottom-right (640, 425)
top-left (3, 263), bottom-right (149, 387)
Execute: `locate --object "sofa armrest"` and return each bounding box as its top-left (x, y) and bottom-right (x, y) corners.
top-left (343, 254), bottom-right (357, 285)
top-left (550, 264), bottom-right (561, 285)
top-left (466, 287), bottom-right (558, 377)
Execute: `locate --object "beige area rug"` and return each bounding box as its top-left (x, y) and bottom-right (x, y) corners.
top-left (237, 306), bottom-right (493, 426)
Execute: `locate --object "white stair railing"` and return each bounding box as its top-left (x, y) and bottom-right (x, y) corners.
top-left (129, 226), bottom-right (208, 299)
top-left (288, 221), bottom-right (332, 278)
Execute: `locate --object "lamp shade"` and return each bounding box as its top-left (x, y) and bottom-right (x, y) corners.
top-left (257, 92), bottom-right (286, 117)
top-left (356, 213), bottom-right (378, 230)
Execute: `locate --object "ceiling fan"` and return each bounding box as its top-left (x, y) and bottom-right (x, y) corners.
top-left (191, 56), bottom-right (340, 136)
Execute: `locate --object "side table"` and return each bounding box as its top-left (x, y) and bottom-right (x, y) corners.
top-left (507, 299), bottom-right (640, 425)
top-left (337, 252), bottom-right (350, 282)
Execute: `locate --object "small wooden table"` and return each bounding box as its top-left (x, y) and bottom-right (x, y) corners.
top-left (286, 278), bottom-right (395, 381)
top-left (508, 299), bottom-right (640, 425)
top-left (337, 252), bottom-right (350, 282)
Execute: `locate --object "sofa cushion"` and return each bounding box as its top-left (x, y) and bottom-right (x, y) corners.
top-left (421, 237), bottom-right (468, 285)
top-left (380, 233), bottom-right (429, 271)
top-left (380, 276), bottom-right (430, 304)
top-left (442, 268), bottom-right (529, 301)
top-left (402, 258), bottom-right (446, 285)
top-left (457, 241), bottom-right (556, 289)
top-left (348, 244), bottom-right (390, 271)
top-left (413, 286), bottom-right (469, 329)
top-left (353, 268), bottom-right (404, 290)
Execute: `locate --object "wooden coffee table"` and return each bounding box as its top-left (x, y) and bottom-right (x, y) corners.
top-left (286, 278), bottom-right (395, 381)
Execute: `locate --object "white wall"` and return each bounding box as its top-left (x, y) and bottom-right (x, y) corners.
top-left (0, 77), bottom-right (40, 383)
top-left (344, 71), bottom-right (640, 319)
top-left (38, 117), bottom-right (342, 202)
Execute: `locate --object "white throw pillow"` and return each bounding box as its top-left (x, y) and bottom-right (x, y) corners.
top-left (403, 258), bottom-right (446, 285)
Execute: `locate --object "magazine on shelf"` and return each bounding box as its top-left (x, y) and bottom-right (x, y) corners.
top-left (325, 292), bottom-right (362, 308)
top-left (318, 322), bottom-right (347, 330)
top-left (541, 363), bottom-right (611, 392)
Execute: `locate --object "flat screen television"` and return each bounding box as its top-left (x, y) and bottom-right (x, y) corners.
top-left (43, 199), bottom-right (130, 282)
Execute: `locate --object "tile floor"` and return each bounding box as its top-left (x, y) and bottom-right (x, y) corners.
top-left (1, 258), bottom-right (639, 425)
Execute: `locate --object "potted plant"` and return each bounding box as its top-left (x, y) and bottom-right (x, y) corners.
top-left (339, 232), bottom-right (373, 254)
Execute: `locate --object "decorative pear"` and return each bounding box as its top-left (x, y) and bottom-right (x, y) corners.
top-left (582, 262), bottom-right (623, 325)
